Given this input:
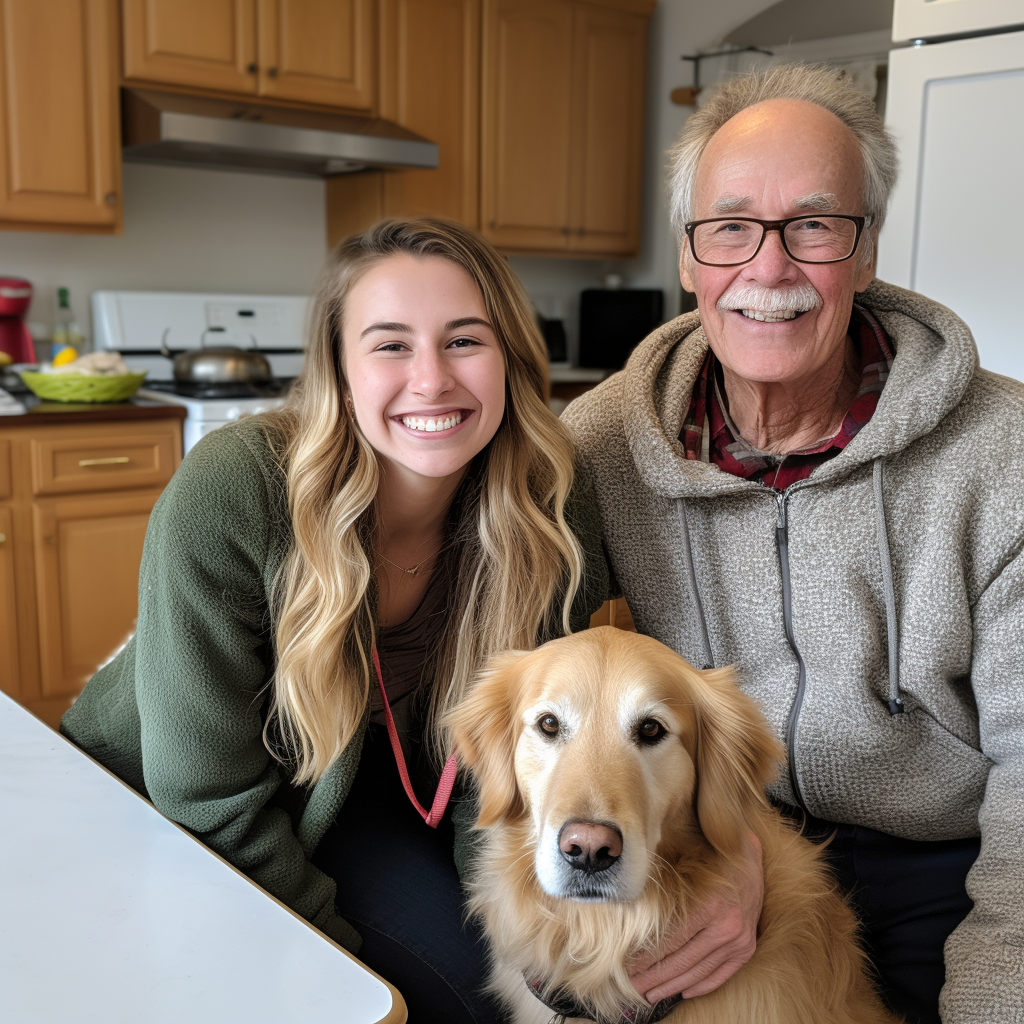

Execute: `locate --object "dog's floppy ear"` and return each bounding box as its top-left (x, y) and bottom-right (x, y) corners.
top-left (689, 667), bottom-right (784, 860)
top-left (446, 650), bottom-right (531, 827)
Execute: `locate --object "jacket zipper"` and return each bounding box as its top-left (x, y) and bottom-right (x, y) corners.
top-left (776, 488), bottom-right (808, 812)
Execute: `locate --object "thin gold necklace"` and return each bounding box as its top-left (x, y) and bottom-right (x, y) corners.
top-left (377, 550), bottom-right (435, 577)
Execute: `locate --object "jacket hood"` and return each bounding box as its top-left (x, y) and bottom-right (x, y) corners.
top-left (619, 279), bottom-right (980, 499)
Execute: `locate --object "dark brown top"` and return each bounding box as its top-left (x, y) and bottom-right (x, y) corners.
top-left (370, 566), bottom-right (450, 736)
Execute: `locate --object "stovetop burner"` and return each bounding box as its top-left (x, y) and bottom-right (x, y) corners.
top-left (144, 378), bottom-right (294, 400)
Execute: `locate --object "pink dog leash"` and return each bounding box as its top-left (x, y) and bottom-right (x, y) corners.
top-left (372, 646), bottom-right (457, 828)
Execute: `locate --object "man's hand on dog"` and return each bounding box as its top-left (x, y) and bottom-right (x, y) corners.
top-left (629, 831), bottom-right (764, 1003)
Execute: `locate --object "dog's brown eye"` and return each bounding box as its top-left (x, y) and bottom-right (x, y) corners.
top-left (637, 718), bottom-right (666, 744)
top-left (537, 714), bottom-right (560, 737)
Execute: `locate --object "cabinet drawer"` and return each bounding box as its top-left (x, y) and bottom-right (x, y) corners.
top-left (0, 439), bottom-right (10, 499)
top-left (31, 431), bottom-right (177, 496)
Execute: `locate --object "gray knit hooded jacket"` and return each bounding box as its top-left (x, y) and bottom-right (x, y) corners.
top-left (563, 280), bottom-right (1024, 1024)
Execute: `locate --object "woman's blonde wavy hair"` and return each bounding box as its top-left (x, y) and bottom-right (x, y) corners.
top-left (264, 218), bottom-right (583, 785)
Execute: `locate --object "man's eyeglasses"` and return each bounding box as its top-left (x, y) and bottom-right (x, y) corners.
top-left (683, 215), bottom-right (867, 267)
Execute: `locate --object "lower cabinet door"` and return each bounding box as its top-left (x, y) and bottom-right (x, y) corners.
top-left (0, 506), bottom-right (18, 697)
top-left (31, 489), bottom-right (161, 705)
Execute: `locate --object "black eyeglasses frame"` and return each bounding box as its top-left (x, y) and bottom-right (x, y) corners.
top-left (683, 215), bottom-right (867, 267)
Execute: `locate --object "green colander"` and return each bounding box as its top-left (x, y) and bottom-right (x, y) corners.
top-left (18, 370), bottom-right (148, 404)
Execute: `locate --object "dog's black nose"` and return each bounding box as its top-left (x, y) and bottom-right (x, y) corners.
top-left (558, 822), bottom-right (623, 874)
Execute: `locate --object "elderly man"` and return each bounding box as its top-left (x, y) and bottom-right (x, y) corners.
top-left (565, 64), bottom-right (1023, 1024)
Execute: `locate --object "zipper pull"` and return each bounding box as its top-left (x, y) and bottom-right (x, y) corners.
top-left (776, 491), bottom-right (788, 540)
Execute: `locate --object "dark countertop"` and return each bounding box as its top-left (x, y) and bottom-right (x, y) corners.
top-left (0, 395), bottom-right (187, 428)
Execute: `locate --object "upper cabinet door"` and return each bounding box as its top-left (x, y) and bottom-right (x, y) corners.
top-left (480, 0), bottom-right (574, 253)
top-left (122, 0), bottom-right (258, 94)
top-left (569, 2), bottom-right (646, 256)
top-left (379, 0), bottom-right (480, 227)
top-left (0, 0), bottom-right (121, 231)
top-left (256, 0), bottom-right (375, 110)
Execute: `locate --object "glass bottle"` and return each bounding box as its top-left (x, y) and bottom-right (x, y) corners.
top-left (51, 287), bottom-right (83, 363)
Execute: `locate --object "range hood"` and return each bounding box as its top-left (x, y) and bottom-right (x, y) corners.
top-left (122, 89), bottom-right (439, 177)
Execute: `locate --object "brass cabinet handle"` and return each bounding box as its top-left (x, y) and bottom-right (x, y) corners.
top-left (78, 456), bottom-right (130, 467)
top-left (247, 62), bottom-right (258, 73)
top-left (267, 66), bottom-right (279, 78)
top-left (561, 226), bottom-right (571, 235)
top-left (0, 532), bottom-right (6, 543)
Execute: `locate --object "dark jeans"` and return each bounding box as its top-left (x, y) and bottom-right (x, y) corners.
top-left (312, 724), bottom-right (507, 1024)
top-left (783, 807), bottom-right (979, 1024)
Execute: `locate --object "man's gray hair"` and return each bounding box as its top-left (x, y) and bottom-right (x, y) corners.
top-left (667, 63), bottom-right (899, 242)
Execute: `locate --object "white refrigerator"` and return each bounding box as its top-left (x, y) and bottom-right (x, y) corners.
top-left (877, 0), bottom-right (1024, 382)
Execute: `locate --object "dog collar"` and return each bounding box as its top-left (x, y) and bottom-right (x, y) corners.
top-left (526, 976), bottom-right (683, 1024)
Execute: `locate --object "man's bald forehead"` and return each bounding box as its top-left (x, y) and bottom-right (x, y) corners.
top-left (692, 98), bottom-right (865, 218)
top-left (711, 97), bottom-right (857, 140)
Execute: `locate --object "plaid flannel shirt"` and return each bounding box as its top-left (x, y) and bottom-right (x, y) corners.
top-left (680, 304), bottom-right (895, 490)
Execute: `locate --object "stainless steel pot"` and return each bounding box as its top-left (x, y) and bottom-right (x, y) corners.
top-left (160, 328), bottom-right (272, 384)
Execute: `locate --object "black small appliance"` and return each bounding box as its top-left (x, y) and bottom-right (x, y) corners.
top-left (538, 316), bottom-right (568, 363)
top-left (578, 288), bottom-right (664, 370)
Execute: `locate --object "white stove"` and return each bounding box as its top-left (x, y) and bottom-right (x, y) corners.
top-left (133, 381), bottom-right (294, 453)
top-left (92, 291), bottom-right (310, 452)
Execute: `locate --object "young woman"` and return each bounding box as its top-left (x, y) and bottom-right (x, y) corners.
top-left (62, 219), bottom-right (608, 1022)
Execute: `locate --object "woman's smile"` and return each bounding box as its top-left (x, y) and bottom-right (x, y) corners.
top-left (398, 409), bottom-right (468, 433)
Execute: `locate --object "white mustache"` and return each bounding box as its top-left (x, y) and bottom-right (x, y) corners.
top-left (717, 283), bottom-right (822, 313)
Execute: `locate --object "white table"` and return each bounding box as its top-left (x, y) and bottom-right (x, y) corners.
top-left (0, 693), bottom-right (406, 1024)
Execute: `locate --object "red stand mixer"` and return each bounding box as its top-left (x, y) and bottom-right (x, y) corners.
top-left (0, 277), bottom-right (37, 364)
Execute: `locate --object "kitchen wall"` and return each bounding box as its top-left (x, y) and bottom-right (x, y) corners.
top-left (0, 0), bottom-right (785, 359)
top-left (0, 162), bottom-right (328, 342)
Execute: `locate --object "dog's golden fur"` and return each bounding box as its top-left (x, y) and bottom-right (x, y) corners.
top-left (447, 628), bottom-right (901, 1024)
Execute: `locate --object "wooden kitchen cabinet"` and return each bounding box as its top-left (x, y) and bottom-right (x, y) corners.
top-left (325, 0), bottom-right (480, 243)
top-left (0, 415), bottom-right (182, 728)
top-left (122, 0), bottom-right (376, 111)
top-left (378, 0), bottom-right (480, 226)
top-left (256, 0), bottom-right (376, 109)
top-left (480, 0), bottom-right (574, 253)
top-left (32, 488), bottom-right (158, 705)
top-left (480, 0), bottom-right (651, 257)
top-left (567, 2), bottom-right (648, 255)
top-left (0, 0), bottom-right (122, 233)
top-left (326, 0), bottom-right (653, 257)
top-left (121, 0), bottom-right (258, 95)
top-left (0, 441), bottom-right (17, 698)
top-left (0, 505), bottom-right (18, 699)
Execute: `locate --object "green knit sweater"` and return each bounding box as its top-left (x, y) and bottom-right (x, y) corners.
top-left (61, 416), bottom-right (609, 951)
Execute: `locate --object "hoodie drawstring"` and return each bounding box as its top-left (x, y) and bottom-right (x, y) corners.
top-left (873, 458), bottom-right (905, 715)
top-left (677, 500), bottom-right (715, 670)
top-left (680, 465), bottom-right (903, 714)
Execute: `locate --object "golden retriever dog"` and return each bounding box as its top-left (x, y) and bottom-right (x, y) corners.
top-left (447, 627), bottom-right (901, 1024)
